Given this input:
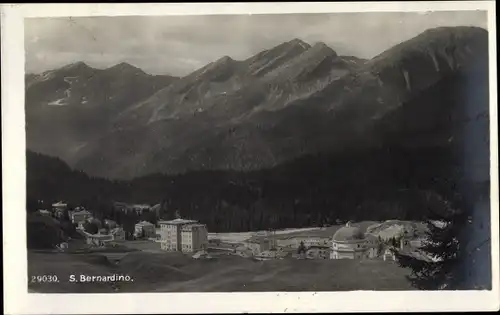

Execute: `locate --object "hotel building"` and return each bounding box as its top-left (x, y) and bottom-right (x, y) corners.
top-left (159, 218), bottom-right (208, 252)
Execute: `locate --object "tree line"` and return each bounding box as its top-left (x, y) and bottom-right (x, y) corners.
top-left (26, 144), bottom-right (465, 233)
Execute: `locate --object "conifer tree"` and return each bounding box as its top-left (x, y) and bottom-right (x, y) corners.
top-left (394, 190), bottom-right (467, 290)
top-left (297, 241), bottom-right (307, 254)
top-left (377, 238), bottom-right (384, 257)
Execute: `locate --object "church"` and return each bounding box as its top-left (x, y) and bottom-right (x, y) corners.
top-left (330, 222), bottom-right (379, 259)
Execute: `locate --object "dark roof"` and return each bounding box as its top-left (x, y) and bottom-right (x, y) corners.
top-left (158, 218), bottom-right (198, 225)
top-left (332, 226), bottom-right (364, 242)
top-left (365, 233), bottom-right (379, 241)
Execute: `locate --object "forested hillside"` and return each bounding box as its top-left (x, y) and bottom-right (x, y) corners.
top-left (27, 142), bottom-right (464, 233)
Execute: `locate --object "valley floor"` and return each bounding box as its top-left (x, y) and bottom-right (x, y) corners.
top-left (28, 249), bottom-right (413, 293)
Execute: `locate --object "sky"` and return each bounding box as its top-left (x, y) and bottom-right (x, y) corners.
top-left (25, 11), bottom-right (487, 76)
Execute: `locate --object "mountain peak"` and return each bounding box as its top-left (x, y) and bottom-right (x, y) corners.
top-left (114, 62), bottom-right (136, 68)
top-left (369, 25), bottom-right (488, 70)
top-left (288, 38), bottom-right (311, 49)
top-left (421, 26), bottom-right (487, 36)
top-left (60, 61), bottom-right (91, 72)
top-left (69, 61), bottom-right (89, 67)
top-left (311, 42), bottom-right (337, 56)
top-left (107, 62), bottom-right (145, 74)
top-left (215, 55), bottom-right (234, 64)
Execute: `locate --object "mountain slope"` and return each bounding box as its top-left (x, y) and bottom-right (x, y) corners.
top-left (70, 40), bottom-right (363, 178)
top-left (111, 38), bottom-right (340, 126)
top-left (27, 27), bottom-right (489, 179)
top-left (25, 62), bottom-right (178, 161)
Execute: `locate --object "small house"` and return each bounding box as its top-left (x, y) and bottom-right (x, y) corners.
top-left (305, 246), bottom-right (330, 259)
top-left (150, 228), bottom-right (162, 242)
top-left (52, 201), bottom-right (67, 212)
top-left (292, 237), bottom-right (330, 248)
top-left (276, 238), bottom-right (296, 248)
top-left (277, 247), bottom-right (295, 259)
top-left (383, 248), bottom-right (396, 261)
top-left (110, 227), bottom-right (125, 241)
top-left (85, 232), bottom-right (113, 247)
top-left (134, 221), bottom-right (155, 238)
top-left (69, 209), bottom-right (92, 225)
top-left (365, 234), bottom-right (381, 258)
top-left (244, 238), bottom-right (271, 255)
top-left (77, 221), bottom-right (85, 230)
top-left (192, 250), bottom-right (212, 260)
top-left (255, 249), bottom-right (282, 260)
top-left (37, 209), bottom-right (51, 216)
top-left (235, 246), bottom-right (253, 258)
top-left (104, 219), bottom-right (117, 229)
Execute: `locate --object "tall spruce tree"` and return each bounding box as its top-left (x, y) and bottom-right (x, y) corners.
top-left (394, 190), bottom-right (467, 290)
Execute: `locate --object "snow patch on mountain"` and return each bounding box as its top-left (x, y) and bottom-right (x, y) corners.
top-left (403, 69), bottom-right (411, 91)
top-left (47, 76), bottom-right (78, 106)
top-left (429, 51), bottom-right (440, 72)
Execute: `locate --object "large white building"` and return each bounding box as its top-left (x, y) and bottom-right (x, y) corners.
top-left (181, 224), bottom-right (208, 252)
top-left (159, 218), bottom-right (207, 252)
top-left (330, 222), bottom-right (372, 260)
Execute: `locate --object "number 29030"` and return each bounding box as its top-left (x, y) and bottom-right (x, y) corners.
top-left (30, 275), bottom-right (59, 283)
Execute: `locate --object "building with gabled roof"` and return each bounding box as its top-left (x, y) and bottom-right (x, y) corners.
top-left (68, 209), bottom-right (92, 225)
top-left (110, 227), bottom-right (125, 241)
top-left (134, 221), bottom-right (155, 238)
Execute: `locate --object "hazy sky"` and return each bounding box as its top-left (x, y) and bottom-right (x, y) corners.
top-left (25, 11), bottom-right (487, 76)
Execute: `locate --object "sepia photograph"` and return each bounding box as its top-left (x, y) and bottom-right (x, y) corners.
top-left (2, 1), bottom-right (499, 314)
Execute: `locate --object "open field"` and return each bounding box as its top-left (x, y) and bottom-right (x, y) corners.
top-left (28, 250), bottom-right (414, 293)
top-left (271, 221), bottom-right (380, 239)
top-left (208, 227), bottom-right (324, 243)
top-left (114, 240), bottom-right (162, 252)
top-left (27, 221), bottom-right (424, 293)
top-left (207, 222), bottom-right (381, 244)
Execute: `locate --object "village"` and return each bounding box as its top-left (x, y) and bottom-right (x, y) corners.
top-left (35, 201), bottom-right (436, 264)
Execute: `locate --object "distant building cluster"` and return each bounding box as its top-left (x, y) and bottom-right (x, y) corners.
top-left (40, 200), bottom-right (426, 263)
top-left (206, 220), bottom-right (427, 262)
top-left (43, 200), bottom-right (157, 249)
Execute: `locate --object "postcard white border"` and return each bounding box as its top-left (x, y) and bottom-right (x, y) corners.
top-left (2, 2), bottom-right (499, 314)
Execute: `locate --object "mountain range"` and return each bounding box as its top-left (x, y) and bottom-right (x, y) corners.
top-left (26, 26), bottom-right (489, 180)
